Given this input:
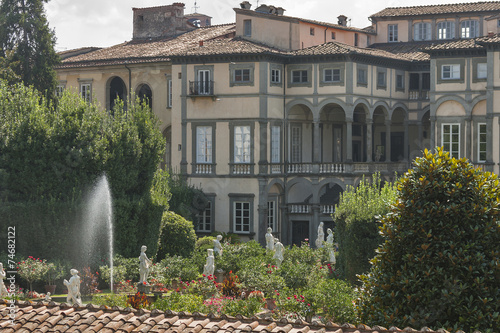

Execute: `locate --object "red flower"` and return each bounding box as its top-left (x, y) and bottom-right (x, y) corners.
top-left (287, 297), bottom-right (290, 300)
top-left (307, 303), bottom-right (311, 306)
top-left (203, 274), bottom-right (206, 277)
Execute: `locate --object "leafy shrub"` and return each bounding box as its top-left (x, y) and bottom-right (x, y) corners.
top-left (113, 255), bottom-right (140, 282)
top-left (156, 211), bottom-right (196, 259)
top-left (221, 271), bottom-right (241, 297)
top-left (216, 240), bottom-right (267, 274)
top-left (160, 255), bottom-right (199, 282)
top-left (333, 172), bottom-right (397, 284)
top-left (99, 265), bottom-right (126, 285)
top-left (358, 148), bottom-right (500, 332)
top-left (80, 267), bottom-right (100, 296)
top-left (17, 256), bottom-right (48, 291)
top-left (92, 293), bottom-right (128, 307)
top-left (278, 243), bottom-right (324, 290)
top-left (153, 292), bottom-right (204, 313)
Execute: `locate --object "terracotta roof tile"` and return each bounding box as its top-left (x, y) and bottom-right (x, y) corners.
top-left (0, 300), bottom-right (485, 333)
top-left (370, 1), bottom-right (500, 18)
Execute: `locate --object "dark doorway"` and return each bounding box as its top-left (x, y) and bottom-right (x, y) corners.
top-left (391, 132), bottom-right (404, 161)
top-left (109, 77), bottom-right (127, 111)
top-left (292, 220), bottom-right (309, 246)
top-left (137, 84), bottom-right (152, 109)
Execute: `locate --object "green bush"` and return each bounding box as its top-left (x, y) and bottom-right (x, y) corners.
top-left (333, 172), bottom-right (398, 284)
top-left (216, 240), bottom-right (267, 274)
top-left (156, 211), bottom-right (196, 259)
top-left (358, 148), bottom-right (500, 332)
top-left (160, 255), bottom-right (199, 282)
top-left (153, 292), bottom-right (204, 313)
top-left (279, 243), bottom-right (325, 290)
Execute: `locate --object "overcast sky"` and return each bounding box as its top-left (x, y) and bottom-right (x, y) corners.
top-left (45, 0), bottom-right (489, 51)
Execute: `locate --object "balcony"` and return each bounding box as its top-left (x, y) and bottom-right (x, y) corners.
top-left (231, 163), bottom-right (252, 175)
top-left (265, 161), bottom-right (409, 176)
top-left (193, 163), bottom-right (215, 175)
top-left (189, 81), bottom-right (214, 97)
top-left (409, 90), bottom-right (429, 100)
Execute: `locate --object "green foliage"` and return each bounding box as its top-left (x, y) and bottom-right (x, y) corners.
top-left (156, 211), bottom-right (197, 259)
top-left (153, 292), bottom-right (205, 313)
top-left (17, 256), bottom-right (48, 291)
top-left (333, 172), bottom-right (398, 284)
top-left (99, 265), bottom-right (126, 285)
top-left (358, 148), bottom-right (500, 333)
top-left (168, 173), bottom-right (208, 223)
top-left (279, 243), bottom-right (326, 290)
top-left (160, 255), bottom-right (199, 282)
top-left (221, 271), bottom-right (241, 297)
top-left (92, 293), bottom-right (128, 307)
top-left (0, 0), bottom-right (60, 98)
top-left (215, 240), bottom-right (267, 274)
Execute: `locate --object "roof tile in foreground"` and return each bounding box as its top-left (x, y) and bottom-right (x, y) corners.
top-left (0, 299), bottom-right (479, 333)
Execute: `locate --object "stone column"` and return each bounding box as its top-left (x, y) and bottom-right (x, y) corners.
top-left (430, 116), bottom-right (436, 149)
top-left (385, 120), bottom-right (391, 162)
top-left (313, 121), bottom-right (321, 163)
top-left (366, 119), bottom-right (373, 162)
top-left (346, 119), bottom-right (353, 162)
top-left (465, 117), bottom-right (472, 161)
top-left (404, 120), bottom-right (409, 161)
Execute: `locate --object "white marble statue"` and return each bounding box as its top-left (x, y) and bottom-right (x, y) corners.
top-left (265, 227), bottom-right (274, 251)
top-left (203, 249), bottom-right (215, 276)
top-left (315, 222), bottom-right (325, 248)
top-left (63, 269), bottom-right (82, 306)
top-left (139, 245), bottom-right (152, 284)
top-left (273, 238), bottom-right (284, 267)
top-left (0, 263), bottom-right (8, 298)
top-left (214, 235), bottom-right (223, 256)
top-left (326, 228), bottom-right (336, 264)
top-left (45, 292), bottom-right (52, 302)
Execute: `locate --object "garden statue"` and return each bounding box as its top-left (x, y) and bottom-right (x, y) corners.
top-left (139, 245), bottom-right (152, 284)
top-left (273, 238), bottom-right (284, 267)
top-left (265, 227), bottom-right (274, 251)
top-left (315, 222), bottom-right (325, 248)
top-left (0, 263), bottom-right (8, 298)
top-left (214, 235), bottom-right (223, 256)
top-left (63, 269), bottom-right (82, 306)
top-left (326, 228), bottom-right (336, 264)
top-left (45, 292), bottom-right (52, 302)
top-left (203, 249), bottom-right (215, 276)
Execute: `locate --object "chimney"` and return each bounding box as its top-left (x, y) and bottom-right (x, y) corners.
top-left (488, 31), bottom-right (495, 37)
top-left (240, 1), bottom-right (251, 10)
top-left (337, 15), bottom-right (347, 26)
top-left (199, 40), bottom-right (204, 46)
top-left (276, 7), bottom-right (285, 15)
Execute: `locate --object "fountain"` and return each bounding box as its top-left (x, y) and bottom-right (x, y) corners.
top-left (81, 174), bottom-right (114, 293)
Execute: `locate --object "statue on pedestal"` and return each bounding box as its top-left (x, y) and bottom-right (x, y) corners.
top-left (273, 238), bottom-right (284, 267)
top-left (203, 249), bottom-right (215, 277)
top-left (326, 228), bottom-right (336, 264)
top-left (139, 245), bottom-right (152, 285)
top-left (214, 235), bottom-right (223, 256)
top-left (0, 263), bottom-right (8, 298)
top-left (265, 227), bottom-right (274, 251)
top-left (63, 269), bottom-right (82, 306)
top-left (315, 222), bottom-right (325, 248)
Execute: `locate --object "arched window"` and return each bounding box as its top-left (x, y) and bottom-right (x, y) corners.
top-left (414, 22), bottom-right (431, 41)
top-left (108, 76), bottom-right (127, 111)
top-left (136, 84), bottom-right (152, 110)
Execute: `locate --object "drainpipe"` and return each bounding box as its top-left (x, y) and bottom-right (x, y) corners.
top-left (124, 61), bottom-right (132, 110)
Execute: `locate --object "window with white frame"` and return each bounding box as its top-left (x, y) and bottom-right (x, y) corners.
top-left (388, 24), bottom-right (398, 42)
top-left (460, 20), bottom-right (479, 38)
top-left (243, 19), bottom-right (252, 37)
top-left (234, 201), bottom-right (250, 233)
top-left (196, 126), bottom-right (212, 164)
top-left (442, 64), bottom-right (460, 80)
top-left (478, 123), bottom-right (486, 162)
top-left (271, 68), bottom-right (281, 84)
top-left (234, 68), bottom-right (251, 82)
top-left (197, 200), bottom-right (212, 232)
top-left (234, 125), bottom-right (251, 163)
top-left (414, 22), bottom-right (431, 41)
top-left (477, 63), bottom-right (487, 79)
top-left (55, 84), bottom-right (65, 98)
top-left (437, 21), bottom-right (455, 39)
top-left (442, 124), bottom-right (460, 158)
top-left (267, 199), bottom-right (278, 232)
top-left (323, 68), bottom-right (341, 82)
top-left (292, 70), bottom-right (308, 83)
top-left (291, 125), bottom-right (301, 163)
top-left (80, 82), bottom-right (91, 103)
top-left (271, 126), bottom-right (281, 163)
top-left (167, 78), bottom-right (172, 108)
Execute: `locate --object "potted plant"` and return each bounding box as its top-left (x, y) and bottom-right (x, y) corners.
top-left (44, 262), bottom-right (64, 294)
top-left (17, 256), bottom-right (49, 294)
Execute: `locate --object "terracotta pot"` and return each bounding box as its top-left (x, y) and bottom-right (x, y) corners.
top-left (44, 285), bottom-right (56, 294)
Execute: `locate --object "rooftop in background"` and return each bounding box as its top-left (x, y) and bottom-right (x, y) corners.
top-left (370, 1), bottom-right (500, 18)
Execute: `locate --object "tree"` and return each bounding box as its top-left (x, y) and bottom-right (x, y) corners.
top-left (0, 0), bottom-right (59, 97)
top-left (333, 172), bottom-right (398, 284)
top-left (156, 211), bottom-right (197, 259)
top-left (358, 148), bottom-right (500, 332)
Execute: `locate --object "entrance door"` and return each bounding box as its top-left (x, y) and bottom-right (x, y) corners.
top-left (197, 70), bottom-right (211, 95)
top-left (391, 132), bottom-right (404, 161)
top-left (292, 221), bottom-right (309, 246)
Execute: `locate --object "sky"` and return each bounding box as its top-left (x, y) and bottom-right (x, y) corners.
top-left (45, 0), bottom-right (490, 51)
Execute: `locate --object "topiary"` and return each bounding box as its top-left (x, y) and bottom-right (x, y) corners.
top-left (156, 211), bottom-right (196, 259)
top-left (358, 148), bottom-right (500, 332)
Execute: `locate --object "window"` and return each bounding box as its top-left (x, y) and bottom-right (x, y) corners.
top-left (234, 69), bottom-right (250, 82)
top-left (396, 73), bottom-right (405, 90)
top-left (55, 84), bottom-right (65, 98)
top-left (388, 24), bottom-right (398, 42)
top-left (234, 125), bottom-right (251, 163)
top-left (357, 67), bottom-right (367, 85)
top-left (291, 125), bottom-right (301, 163)
top-left (478, 123), bottom-right (486, 162)
top-left (461, 20), bottom-right (479, 38)
top-left (196, 126), bottom-right (212, 163)
top-left (80, 82), bottom-right (91, 103)
top-left (354, 33), bottom-right (359, 46)
top-left (271, 68), bottom-right (281, 84)
top-left (437, 21), bottom-right (455, 39)
top-left (477, 63), bottom-right (487, 79)
top-left (243, 19), bottom-right (252, 37)
top-left (271, 126), bottom-right (281, 163)
top-left (167, 78), bottom-right (172, 108)
top-left (292, 70), bottom-right (308, 83)
top-left (197, 69), bottom-right (211, 94)
top-left (267, 199), bottom-right (278, 232)
top-left (197, 201), bottom-right (212, 232)
top-left (310, 27), bottom-right (315, 36)
top-left (323, 68), bottom-right (341, 82)
top-left (377, 71), bottom-right (386, 88)
top-left (234, 201), bottom-right (250, 233)
top-left (414, 22), bottom-right (431, 41)
top-left (442, 124), bottom-right (460, 158)
top-left (331, 32), bottom-right (336, 40)
top-left (442, 64), bottom-right (460, 79)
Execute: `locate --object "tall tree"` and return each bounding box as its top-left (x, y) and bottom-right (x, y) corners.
top-left (0, 0), bottom-right (59, 97)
